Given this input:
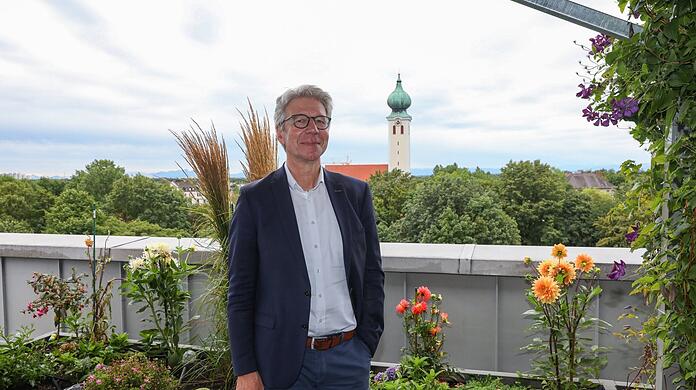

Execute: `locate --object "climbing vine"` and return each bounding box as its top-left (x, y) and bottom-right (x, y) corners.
top-left (577, 0), bottom-right (695, 387)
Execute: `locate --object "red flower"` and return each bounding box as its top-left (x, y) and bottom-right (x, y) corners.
top-left (395, 298), bottom-right (410, 314)
top-left (440, 312), bottom-right (449, 323)
top-left (416, 286), bottom-right (432, 302)
top-left (429, 325), bottom-right (442, 336)
top-left (411, 301), bottom-right (427, 315)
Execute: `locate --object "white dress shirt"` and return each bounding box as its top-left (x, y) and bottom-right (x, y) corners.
top-left (284, 163), bottom-right (357, 337)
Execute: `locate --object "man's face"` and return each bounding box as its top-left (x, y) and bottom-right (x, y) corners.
top-left (277, 97), bottom-right (329, 165)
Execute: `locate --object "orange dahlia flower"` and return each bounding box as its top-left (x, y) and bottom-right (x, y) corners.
top-left (533, 276), bottom-right (561, 304)
top-left (574, 253), bottom-right (595, 273)
top-left (552, 243), bottom-right (568, 259)
top-left (538, 259), bottom-right (556, 277)
top-left (555, 260), bottom-right (576, 285)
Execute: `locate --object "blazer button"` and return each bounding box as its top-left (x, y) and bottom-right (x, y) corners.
top-left (302, 324), bottom-right (308, 329)
top-left (304, 290), bottom-right (310, 296)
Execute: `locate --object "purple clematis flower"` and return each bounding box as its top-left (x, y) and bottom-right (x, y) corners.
top-left (576, 84), bottom-right (595, 99)
top-left (625, 223), bottom-right (640, 244)
top-left (608, 259), bottom-right (627, 280)
top-left (590, 34), bottom-right (612, 53)
top-left (374, 372), bottom-right (384, 382)
top-left (612, 98), bottom-right (640, 119)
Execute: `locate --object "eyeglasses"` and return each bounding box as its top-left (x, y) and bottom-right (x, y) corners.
top-left (281, 114), bottom-right (331, 130)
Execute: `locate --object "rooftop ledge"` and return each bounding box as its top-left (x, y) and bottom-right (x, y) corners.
top-left (0, 233), bottom-right (645, 280)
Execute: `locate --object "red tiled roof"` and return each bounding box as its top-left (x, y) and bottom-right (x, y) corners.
top-left (324, 164), bottom-right (388, 182)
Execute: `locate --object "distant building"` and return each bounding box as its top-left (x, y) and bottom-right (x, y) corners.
top-left (565, 172), bottom-right (615, 193)
top-left (324, 163), bottom-right (388, 182)
top-left (387, 74), bottom-right (412, 172)
top-left (170, 179), bottom-right (207, 204)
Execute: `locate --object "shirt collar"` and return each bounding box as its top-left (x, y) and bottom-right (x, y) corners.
top-left (284, 162), bottom-right (324, 192)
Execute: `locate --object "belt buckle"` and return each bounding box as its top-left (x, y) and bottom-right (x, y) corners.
top-left (311, 336), bottom-right (328, 350)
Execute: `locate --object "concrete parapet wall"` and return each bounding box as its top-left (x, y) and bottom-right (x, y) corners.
top-left (0, 233), bottom-right (647, 381)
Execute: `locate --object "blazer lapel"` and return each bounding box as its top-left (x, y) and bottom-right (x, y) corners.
top-left (324, 171), bottom-right (353, 281)
top-left (270, 168), bottom-right (310, 286)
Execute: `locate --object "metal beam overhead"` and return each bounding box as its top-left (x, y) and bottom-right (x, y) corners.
top-left (510, 0), bottom-right (642, 39)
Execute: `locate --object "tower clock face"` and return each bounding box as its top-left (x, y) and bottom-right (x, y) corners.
top-left (395, 120), bottom-right (401, 125)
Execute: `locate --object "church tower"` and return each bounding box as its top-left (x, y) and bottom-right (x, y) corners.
top-left (387, 74), bottom-right (412, 172)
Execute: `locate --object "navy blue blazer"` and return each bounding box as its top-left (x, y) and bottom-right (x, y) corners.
top-left (227, 166), bottom-right (385, 389)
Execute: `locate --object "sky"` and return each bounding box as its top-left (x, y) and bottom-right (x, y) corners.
top-left (0, 0), bottom-right (651, 177)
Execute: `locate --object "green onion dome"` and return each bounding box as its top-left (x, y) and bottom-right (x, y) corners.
top-left (387, 74), bottom-right (412, 120)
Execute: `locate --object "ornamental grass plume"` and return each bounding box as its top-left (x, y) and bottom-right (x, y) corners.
top-left (236, 98), bottom-right (278, 182)
top-left (171, 120), bottom-right (233, 380)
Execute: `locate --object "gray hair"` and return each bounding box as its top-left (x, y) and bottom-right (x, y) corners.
top-left (274, 85), bottom-right (333, 130)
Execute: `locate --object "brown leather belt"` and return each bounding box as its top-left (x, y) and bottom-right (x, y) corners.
top-left (306, 330), bottom-right (355, 351)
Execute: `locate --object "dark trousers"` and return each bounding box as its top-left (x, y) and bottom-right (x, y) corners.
top-left (285, 337), bottom-right (371, 389)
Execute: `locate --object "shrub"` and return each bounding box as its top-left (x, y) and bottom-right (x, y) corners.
top-left (82, 353), bottom-right (178, 390)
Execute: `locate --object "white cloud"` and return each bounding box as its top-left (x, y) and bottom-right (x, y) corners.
top-left (0, 0), bottom-right (649, 176)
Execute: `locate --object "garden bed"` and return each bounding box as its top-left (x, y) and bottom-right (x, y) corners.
top-left (371, 362), bottom-right (650, 390)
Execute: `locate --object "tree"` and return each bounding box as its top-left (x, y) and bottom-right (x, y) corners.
top-left (0, 178), bottom-right (54, 232)
top-left (0, 215), bottom-right (33, 233)
top-left (368, 169), bottom-right (415, 242)
top-left (498, 160), bottom-right (570, 245)
top-left (106, 175), bottom-right (191, 231)
top-left (103, 217), bottom-right (188, 237)
top-left (397, 170), bottom-right (520, 245)
top-left (35, 177), bottom-right (68, 197)
top-left (70, 159), bottom-right (126, 202)
top-left (44, 189), bottom-right (103, 234)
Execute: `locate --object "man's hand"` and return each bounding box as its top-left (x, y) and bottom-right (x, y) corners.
top-left (236, 371), bottom-right (264, 390)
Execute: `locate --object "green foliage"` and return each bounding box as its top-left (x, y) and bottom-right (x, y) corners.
top-left (0, 327), bottom-right (53, 389)
top-left (398, 167), bottom-right (521, 244)
top-left (121, 243), bottom-right (198, 367)
top-left (0, 178), bottom-right (54, 232)
top-left (579, 1), bottom-right (696, 385)
top-left (594, 165), bottom-right (651, 247)
top-left (69, 159), bottom-right (126, 202)
top-left (106, 174), bottom-right (191, 231)
top-left (499, 160), bottom-right (570, 245)
top-left (457, 377), bottom-right (530, 390)
top-left (371, 356), bottom-right (449, 390)
top-left (48, 333), bottom-right (131, 383)
top-left (369, 169), bottom-right (415, 242)
top-left (35, 177), bottom-right (68, 197)
top-left (0, 215), bottom-right (33, 233)
top-left (522, 247), bottom-right (608, 389)
top-left (44, 188), bottom-right (103, 234)
top-left (103, 216), bottom-right (188, 237)
top-left (82, 353), bottom-right (178, 390)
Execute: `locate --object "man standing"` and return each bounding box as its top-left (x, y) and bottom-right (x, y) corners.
top-left (227, 85), bottom-right (385, 389)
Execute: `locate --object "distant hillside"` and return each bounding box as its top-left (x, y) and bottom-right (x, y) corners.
top-left (144, 169), bottom-right (245, 179)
